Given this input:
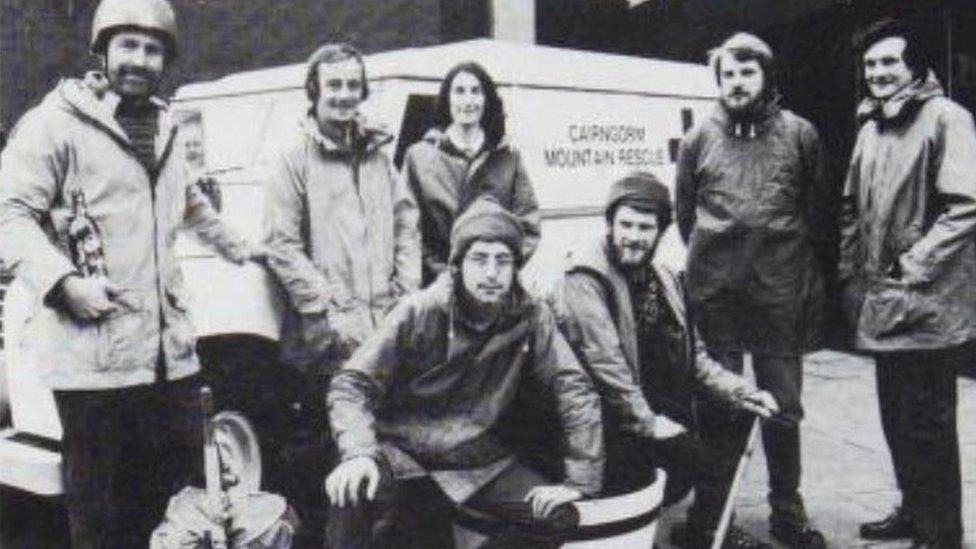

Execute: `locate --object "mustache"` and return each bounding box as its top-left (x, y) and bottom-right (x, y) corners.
top-left (116, 66), bottom-right (156, 80)
top-left (868, 77), bottom-right (898, 85)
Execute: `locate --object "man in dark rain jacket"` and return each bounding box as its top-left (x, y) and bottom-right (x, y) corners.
top-left (324, 196), bottom-right (604, 548)
top-left (840, 19), bottom-right (976, 549)
top-left (675, 32), bottom-right (827, 549)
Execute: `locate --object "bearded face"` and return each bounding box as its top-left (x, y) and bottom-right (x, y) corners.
top-left (610, 205), bottom-right (661, 268)
top-left (718, 53), bottom-right (765, 116)
top-left (460, 240), bottom-right (515, 308)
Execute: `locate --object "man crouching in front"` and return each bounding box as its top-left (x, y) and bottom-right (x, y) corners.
top-left (323, 195), bottom-right (604, 548)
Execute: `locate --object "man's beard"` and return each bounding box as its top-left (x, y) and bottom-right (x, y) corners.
top-left (609, 237), bottom-right (655, 270)
top-left (456, 276), bottom-right (511, 325)
top-left (721, 90), bottom-right (764, 119)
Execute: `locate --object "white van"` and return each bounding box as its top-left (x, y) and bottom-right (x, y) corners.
top-left (0, 38), bottom-right (717, 495)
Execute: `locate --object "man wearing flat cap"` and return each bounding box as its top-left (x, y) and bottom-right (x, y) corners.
top-left (675, 32), bottom-right (829, 548)
top-left (324, 196), bottom-right (604, 547)
top-left (557, 171), bottom-right (780, 549)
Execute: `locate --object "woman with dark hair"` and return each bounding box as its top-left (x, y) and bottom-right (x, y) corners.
top-left (403, 61), bottom-right (541, 285)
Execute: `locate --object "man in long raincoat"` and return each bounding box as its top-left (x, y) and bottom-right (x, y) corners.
top-left (840, 19), bottom-right (976, 549)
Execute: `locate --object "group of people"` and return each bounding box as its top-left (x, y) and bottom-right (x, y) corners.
top-left (0, 0), bottom-right (972, 548)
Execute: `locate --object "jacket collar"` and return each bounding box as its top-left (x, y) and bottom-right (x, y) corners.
top-left (302, 114), bottom-right (393, 155)
top-left (711, 93), bottom-right (782, 139)
top-left (568, 235), bottom-right (687, 329)
top-left (422, 127), bottom-right (511, 157)
top-left (57, 72), bottom-right (170, 145)
top-left (56, 72), bottom-right (177, 168)
top-left (856, 70), bottom-right (944, 127)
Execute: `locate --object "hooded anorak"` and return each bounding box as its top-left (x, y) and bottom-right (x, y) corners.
top-left (675, 99), bottom-right (826, 354)
top-left (328, 273), bottom-right (604, 503)
top-left (839, 72), bottom-right (976, 351)
top-left (263, 116), bottom-right (421, 370)
top-left (559, 236), bottom-right (757, 438)
top-left (0, 73), bottom-right (251, 389)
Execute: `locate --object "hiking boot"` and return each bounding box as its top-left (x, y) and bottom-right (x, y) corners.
top-left (860, 507), bottom-right (916, 540)
top-left (770, 521), bottom-right (827, 549)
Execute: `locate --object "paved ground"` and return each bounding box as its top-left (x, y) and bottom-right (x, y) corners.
top-left (2, 350), bottom-right (974, 548)
top-left (659, 350), bottom-right (976, 549)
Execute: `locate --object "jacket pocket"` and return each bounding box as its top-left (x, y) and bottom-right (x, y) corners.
top-left (103, 291), bottom-right (156, 371)
top-left (24, 300), bottom-right (100, 376)
top-left (861, 280), bottom-right (935, 338)
top-left (164, 289), bottom-right (196, 362)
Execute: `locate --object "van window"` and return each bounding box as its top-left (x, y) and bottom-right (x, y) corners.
top-left (393, 94), bottom-right (438, 169)
top-left (199, 100), bottom-right (274, 172)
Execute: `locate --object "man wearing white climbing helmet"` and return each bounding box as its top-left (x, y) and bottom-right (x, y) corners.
top-left (0, 0), bottom-right (260, 546)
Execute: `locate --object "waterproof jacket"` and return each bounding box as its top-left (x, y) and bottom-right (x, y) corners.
top-left (558, 237), bottom-right (755, 438)
top-left (675, 100), bottom-right (826, 352)
top-left (839, 73), bottom-right (976, 351)
top-left (263, 117), bottom-right (421, 370)
top-left (0, 73), bottom-right (251, 390)
top-left (402, 129), bottom-right (541, 284)
top-left (328, 273), bottom-right (604, 502)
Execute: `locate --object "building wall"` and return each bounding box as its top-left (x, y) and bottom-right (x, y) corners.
top-left (0, 0), bottom-right (491, 129)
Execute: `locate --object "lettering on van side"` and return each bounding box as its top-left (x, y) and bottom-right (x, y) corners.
top-left (568, 124), bottom-right (646, 144)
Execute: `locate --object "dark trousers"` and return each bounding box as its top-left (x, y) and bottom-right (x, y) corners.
top-left (874, 347), bottom-right (963, 545)
top-left (690, 351), bottom-right (807, 531)
top-left (325, 461), bottom-right (578, 549)
top-left (54, 375), bottom-right (204, 549)
top-left (604, 426), bottom-right (706, 506)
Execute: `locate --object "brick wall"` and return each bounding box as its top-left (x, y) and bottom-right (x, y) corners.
top-left (1, 0), bottom-right (489, 129)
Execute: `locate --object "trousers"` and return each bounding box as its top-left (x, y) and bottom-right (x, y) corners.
top-left (874, 346), bottom-right (963, 545)
top-left (54, 375), bottom-right (204, 549)
top-left (690, 351), bottom-right (808, 531)
top-left (325, 460), bottom-right (579, 549)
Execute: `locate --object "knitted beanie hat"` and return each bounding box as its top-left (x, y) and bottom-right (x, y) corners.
top-left (449, 195), bottom-right (525, 266)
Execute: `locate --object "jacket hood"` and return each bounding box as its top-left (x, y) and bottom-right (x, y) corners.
top-left (711, 92), bottom-right (782, 138)
top-left (55, 72), bottom-right (170, 136)
top-left (857, 70), bottom-right (944, 125)
top-left (302, 114), bottom-right (393, 155)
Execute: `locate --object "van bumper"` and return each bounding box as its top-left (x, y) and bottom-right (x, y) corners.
top-left (0, 428), bottom-right (63, 496)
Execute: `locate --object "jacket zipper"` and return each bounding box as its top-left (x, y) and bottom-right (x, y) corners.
top-left (351, 151), bottom-right (377, 326)
top-left (149, 127), bottom-right (176, 382)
